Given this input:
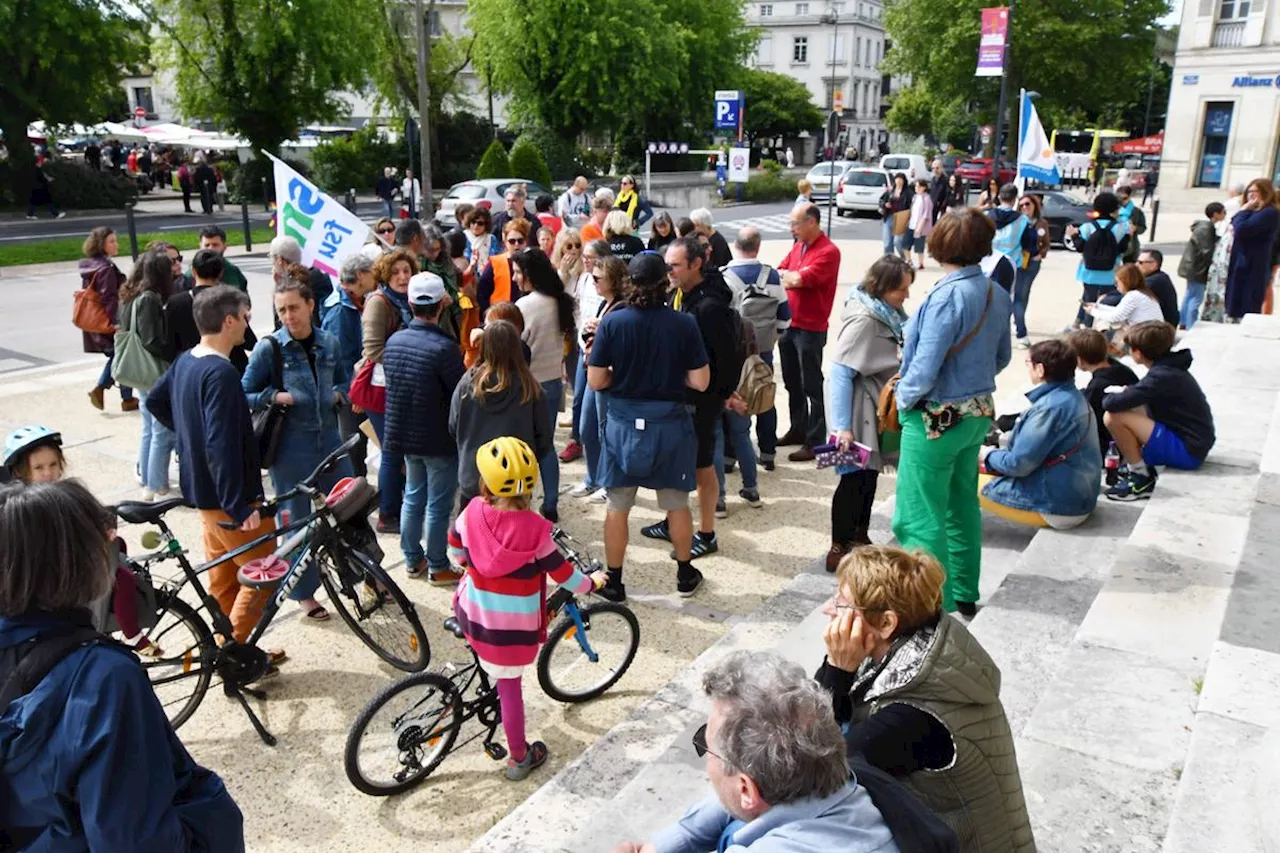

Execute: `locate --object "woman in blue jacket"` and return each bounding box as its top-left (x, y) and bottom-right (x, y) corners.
top-left (0, 479), bottom-right (244, 852)
top-left (1225, 178), bottom-right (1280, 320)
top-left (892, 208), bottom-right (1012, 616)
top-left (243, 272), bottom-right (352, 621)
top-left (979, 339), bottom-right (1102, 528)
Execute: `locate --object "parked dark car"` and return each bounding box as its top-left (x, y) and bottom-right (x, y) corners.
top-left (939, 153), bottom-right (966, 175)
top-left (955, 158), bottom-right (1017, 187)
top-left (1026, 190), bottom-right (1092, 246)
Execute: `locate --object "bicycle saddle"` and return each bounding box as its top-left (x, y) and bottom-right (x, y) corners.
top-left (442, 617), bottom-right (465, 639)
top-left (116, 496), bottom-right (189, 525)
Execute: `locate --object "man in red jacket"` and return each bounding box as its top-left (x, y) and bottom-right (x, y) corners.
top-left (776, 204), bottom-right (841, 461)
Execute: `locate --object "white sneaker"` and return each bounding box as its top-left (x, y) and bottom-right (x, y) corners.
top-left (587, 488), bottom-right (608, 504)
top-left (1016, 336), bottom-right (1031, 349)
top-left (569, 481), bottom-right (596, 498)
top-left (55, 211), bottom-right (67, 219)
top-left (25, 215), bottom-right (37, 221)
top-left (141, 488), bottom-right (156, 502)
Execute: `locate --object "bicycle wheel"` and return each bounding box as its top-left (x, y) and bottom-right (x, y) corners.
top-left (344, 672), bottom-right (462, 796)
top-left (318, 545), bottom-right (430, 672)
top-left (537, 601), bottom-right (640, 703)
top-left (141, 590), bottom-right (215, 730)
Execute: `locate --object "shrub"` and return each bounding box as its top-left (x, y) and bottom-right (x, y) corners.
top-left (226, 156), bottom-right (309, 204)
top-left (436, 112), bottom-right (493, 186)
top-left (310, 126), bottom-right (406, 195)
top-left (514, 127), bottom-right (579, 180)
top-left (725, 169), bottom-right (795, 203)
top-left (508, 138), bottom-right (553, 188)
top-left (476, 139), bottom-right (511, 180)
top-left (0, 160), bottom-right (138, 210)
top-left (577, 146), bottom-right (612, 177)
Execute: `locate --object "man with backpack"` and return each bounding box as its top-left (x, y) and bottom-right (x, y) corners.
top-left (1116, 184), bottom-right (1147, 264)
top-left (722, 226), bottom-right (791, 473)
top-left (1064, 191), bottom-right (1132, 330)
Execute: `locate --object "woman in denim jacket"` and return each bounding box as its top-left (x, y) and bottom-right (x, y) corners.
top-left (892, 208), bottom-right (1012, 616)
top-left (243, 273), bottom-right (352, 620)
top-left (979, 339), bottom-right (1102, 529)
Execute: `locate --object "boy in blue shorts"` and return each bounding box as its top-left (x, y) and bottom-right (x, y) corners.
top-left (1102, 321), bottom-right (1216, 501)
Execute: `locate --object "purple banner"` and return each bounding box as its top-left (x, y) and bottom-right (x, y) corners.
top-left (976, 7), bottom-right (1008, 77)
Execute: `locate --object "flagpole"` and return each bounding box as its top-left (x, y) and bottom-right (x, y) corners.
top-left (991, 0), bottom-right (1016, 162)
top-left (1015, 88), bottom-right (1025, 194)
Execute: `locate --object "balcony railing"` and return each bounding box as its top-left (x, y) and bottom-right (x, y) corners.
top-left (1212, 20), bottom-right (1246, 47)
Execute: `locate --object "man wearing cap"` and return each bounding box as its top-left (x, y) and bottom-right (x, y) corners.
top-left (382, 272), bottom-right (465, 584)
top-left (588, 252), bottom-right (711, 601)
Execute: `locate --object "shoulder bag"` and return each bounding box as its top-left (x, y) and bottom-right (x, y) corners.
top-left (251, 337), bottom-right (288, 469)
top-left (111, 299), bottom-right (166, 391)
top-left (348, 293), bottom-right (398, 414)
top-left (72, 269), bottom-right (116, 335)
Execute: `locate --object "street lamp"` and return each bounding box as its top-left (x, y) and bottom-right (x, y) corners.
top-left (820, 9), bottom-right (841, 234)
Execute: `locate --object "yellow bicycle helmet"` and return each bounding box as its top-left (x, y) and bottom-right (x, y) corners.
top-left (476, 436), bottom-right (539, 497)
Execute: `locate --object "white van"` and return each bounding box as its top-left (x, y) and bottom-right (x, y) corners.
top-left (879, 154), bottom-right (930, 183)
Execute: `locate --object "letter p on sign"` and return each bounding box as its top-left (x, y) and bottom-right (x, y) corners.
top-left (714, 89), bottom-right (741, 130)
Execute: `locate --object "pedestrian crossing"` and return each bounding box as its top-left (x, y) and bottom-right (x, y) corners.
top-left (711, 210), bottom-right (863, 236)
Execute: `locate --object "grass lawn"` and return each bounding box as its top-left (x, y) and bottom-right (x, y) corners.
top-left (0, 227), bottom-right (275, 267)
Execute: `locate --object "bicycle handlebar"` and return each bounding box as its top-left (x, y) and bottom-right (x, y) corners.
top-left (216, 433), bottom-right (363, 530)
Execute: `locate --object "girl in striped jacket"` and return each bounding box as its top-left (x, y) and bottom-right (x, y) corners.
top-left (451, 436), bottom-right (605, 780)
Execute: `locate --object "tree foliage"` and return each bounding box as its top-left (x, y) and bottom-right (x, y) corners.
top-left (469, 0), bottom-right (755, 145)
top-left (476, 139), bottom-right (511, 180)
top-left (0, 0), bottom-right (144, 201)
top-left (884, 0), bottom-right (1169, 153)
top-left (508, 138), bottom-right (553, 188)
top-left (737, 68), bottom-right (824, 141)
top-left (150, 0), bottom-right (377, 156)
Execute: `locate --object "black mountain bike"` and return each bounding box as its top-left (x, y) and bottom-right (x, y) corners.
top-left (117, 435), bottom-right (429, 744)
top-left (343, 528), bottom-right (640, 795)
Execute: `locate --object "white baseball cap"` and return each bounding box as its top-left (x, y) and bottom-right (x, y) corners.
top-left (408, 271), bottom-right (446, 306)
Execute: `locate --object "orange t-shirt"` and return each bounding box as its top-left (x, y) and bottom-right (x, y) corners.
top-left (580, 222), bottom-right (604, 242)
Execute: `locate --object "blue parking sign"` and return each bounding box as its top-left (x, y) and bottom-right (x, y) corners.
top-left (715, 90), bottom-right (743, 130)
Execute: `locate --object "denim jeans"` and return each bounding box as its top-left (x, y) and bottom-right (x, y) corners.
top-left (367, 411), bottom-right (404, 520)
top-left (570, 354), bottom-right (587, 443)
top-left (756, 351), bottom-right (777, 458)
top-left (271, 429), bottom-right (351, 600)
top-left (579, 381), bottom-right (609, 491)
top-left (539, 379), bottom-right (562, 511)
top-left (778, 329), bottom-right (827, 447)
top-left (138, 393), bottom-right (175, 493)
top-left (1075, 284), bottom-right (1114, 328)
top-left (895, 228), bottom-right (913, 260)
top-left (96, 353), bottom-right (134, 399)
top-left (1181, 280), bottom-right (1206, 328)
top-left (400, 454), bottom-right (459, 571)
top-left (382, 199), bottom-right (395, 220)
top-left (716, 409), bottom-right (758, 498)
top-left (881, 217), bottom-right (894, 255)
top-left (1012, 261), bottom-right (1041, 339)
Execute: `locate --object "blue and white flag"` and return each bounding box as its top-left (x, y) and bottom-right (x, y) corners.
top-left (1017, 92), bottom-right (1060, 185)
top-left (266, 151), bottom-right (371, 282)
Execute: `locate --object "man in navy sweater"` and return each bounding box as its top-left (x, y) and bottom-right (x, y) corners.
top-left (383, 272), bottom-right (464, 584)
top-left (147, 285), bottom-right (285, 666)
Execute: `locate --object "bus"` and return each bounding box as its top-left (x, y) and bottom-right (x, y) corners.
top-left (1049, 128), bottom-right (1130, 183)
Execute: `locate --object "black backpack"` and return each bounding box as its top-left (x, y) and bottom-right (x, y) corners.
top-left (1082, 218), bottom-right (1121, 271)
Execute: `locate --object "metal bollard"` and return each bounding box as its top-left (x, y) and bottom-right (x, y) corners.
top-left (125, 202), bottom-right (139, 261)
top-left (1149, 197), bottom-right (1159, 243)
top-left (241, 202), bottom-right (253, 252)
top-left (261, 177), bottom-right (270, 213)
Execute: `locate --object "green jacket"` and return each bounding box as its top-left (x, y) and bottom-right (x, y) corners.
top-left (848, 615), bottom-right (1035, 853)
top-left (1177, 218), bottom-right (1218, 282)
top-left (221, 258), bottom-right (249, 292)
top-left (119, 290), bottom-right (173, 364)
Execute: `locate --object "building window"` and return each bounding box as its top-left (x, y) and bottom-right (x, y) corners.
top-left (855, 36), bottom-right (862, 65)
top-left (796, 2), bottom-right (809, 13)
top-left (864, 39), bottom-right (870, 65)
top-left (759, 3), bottom-right (773, 15)
top-left (428, 9), bottom-right (442, 35)
top-left (875, 41), bottom-right (881, 64)
top-left (828, 34), bottom-right (847, 60)
top-left (793, 36), bottom-right (809, 62)
top-left (1220, 0), bottom-right (1250, 18)
top-left (825, 81), bottom-right (836, 109)
top-left (832, 1), bottom-right (845, 12)
top-left (756, 36), bottom-right (773, 65)
top-left (132, 87), bottom-right (155, 115)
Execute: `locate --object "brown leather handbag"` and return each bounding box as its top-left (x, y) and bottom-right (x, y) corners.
top-left (72, 272), bottom-right (115, 335)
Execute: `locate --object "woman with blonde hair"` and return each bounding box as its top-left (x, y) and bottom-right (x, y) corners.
top-left (1084, 262), bottom-right (1163, 332)
top-left (551, 227), bottom-right (584, 288)
top-left (602, 210), bottom-right (644, 263)
top-left (796, 178), bottom-right (813, 205)
top-left (817, 544), bottom-right (1034, 853)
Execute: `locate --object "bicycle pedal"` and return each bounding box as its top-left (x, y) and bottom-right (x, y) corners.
top-left (484, 742), bottom-right (508, 761)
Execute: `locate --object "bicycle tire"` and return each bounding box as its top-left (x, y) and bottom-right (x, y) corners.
top-left (318, 545), bottom-right (430, 672)
top-left (142, 589), bottom-right (215, 730)
top-left (537, 601), bottom-right (640, 703)
top-left (344, 671), bottom-right (462, 796)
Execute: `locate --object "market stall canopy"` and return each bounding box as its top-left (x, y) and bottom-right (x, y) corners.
top-left (1113, 132), bottom-right (1164, 155)
top-left (27, 120), bottom-right (149, 142)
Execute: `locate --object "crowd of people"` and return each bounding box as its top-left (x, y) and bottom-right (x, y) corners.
top-left (4, 161), bottom-right (1254, 851)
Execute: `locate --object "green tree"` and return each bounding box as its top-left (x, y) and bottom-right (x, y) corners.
top-left (476, 139), bottom-right (511, 179)
top-left (0, 0), bottom-right (144, 203)
top-left (508, 138), bottom-right (553, 188)
top-left (737, 68), bottom-right (824, 141)
top-left (884, 0), bottom-right (1169, 154)
top-left (149, 0), bottom-right (376, 156)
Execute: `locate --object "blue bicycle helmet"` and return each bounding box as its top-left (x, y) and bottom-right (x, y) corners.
top-left (3, 425), bottom-right (62, 470)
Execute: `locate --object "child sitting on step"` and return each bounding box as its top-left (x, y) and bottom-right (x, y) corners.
top-left (1100, 321), bottom-right (1216, 502)
top-left (450, 437), bottom-right (605, 780)
top-left (1067, 328), bottom-right (1139, 452)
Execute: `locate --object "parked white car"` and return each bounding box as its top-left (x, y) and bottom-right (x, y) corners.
top-left (837, 167), bottom-right (891, 216)
top-left (804, 160), bottom-right (854, 201)
top-left (435, 178), bottom-right (553, 227)
top-left (879, 153), bottom-right (930, 182)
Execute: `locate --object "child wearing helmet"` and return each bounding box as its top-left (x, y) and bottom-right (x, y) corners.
top-left (3, 426), bottom-right (162, 656)
top-left (451, 436), bottom-right (606, 781)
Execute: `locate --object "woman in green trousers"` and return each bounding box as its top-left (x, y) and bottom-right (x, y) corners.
top-left (891, 209), bottom-right (1013, 615)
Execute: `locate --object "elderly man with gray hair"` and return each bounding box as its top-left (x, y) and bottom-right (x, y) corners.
top-left (269, 233), bottom-right (334, 326)
top-left (613, 650), bottom-right (899, 853)
top-left (690, 207), bottom-right (733, 269)
top-left (321, 252), bottom-right (379, 476)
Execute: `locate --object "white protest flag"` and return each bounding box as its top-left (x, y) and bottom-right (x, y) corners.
top-left (265, 151), bottom-right (371, 280)
top-left (1017, 91), bottom-right (1060, 186)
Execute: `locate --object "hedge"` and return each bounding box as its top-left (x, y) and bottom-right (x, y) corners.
top-left (508, 138), bottom-right (553, 188)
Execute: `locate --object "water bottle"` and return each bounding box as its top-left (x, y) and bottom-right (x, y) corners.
top-left (1104, 441), bottom-right (1120, 485)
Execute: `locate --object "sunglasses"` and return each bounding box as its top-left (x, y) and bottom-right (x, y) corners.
top-left (1018, 202), bottom-right (1033, 209)
top-left (172, 254), bottom-right (183, 263)
top-left (592, 273), bottom-right (605, 282)
top-left (377, 227), bottom-right (395, 235)
top-left (507, 238), bottom-right (526, 246)
top-left (692, 723), bottom-right (721, 760)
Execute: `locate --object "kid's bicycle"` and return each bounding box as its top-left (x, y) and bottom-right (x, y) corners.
top-left (343, 527), bottom-right (639, 795)
top-left (117, 434), bottom-right (430, 744)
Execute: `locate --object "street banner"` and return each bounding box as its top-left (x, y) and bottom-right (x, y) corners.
top-left (1017, 91), bottom-right (1060, 185)
top-left (728, 147), bottom-right (750, 182)
top-left (266, 151), bottom-right (371, 281)
top-left (976, 8), bottom-right (1009, 77)
top-left (1113, 132), bottom-right (1164, 155)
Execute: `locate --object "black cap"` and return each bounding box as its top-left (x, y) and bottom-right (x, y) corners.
top-left (628, 251), bottom-right (668, 287)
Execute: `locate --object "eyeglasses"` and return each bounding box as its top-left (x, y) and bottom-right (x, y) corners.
top-left (1018, 202), bottom-right (1034, 209)
top-left (172, 254), bottom-right (183, 263)
top-left (377, 227), bottom-right (395, 235)
top-left (506, 238), bottom-right (526, 246)
top-left (692, 724), bottom-right (722, 760)
top-left (832, 596), bottom-right (886, 613)
top-left (592, 273), bottom-right (605, 282)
